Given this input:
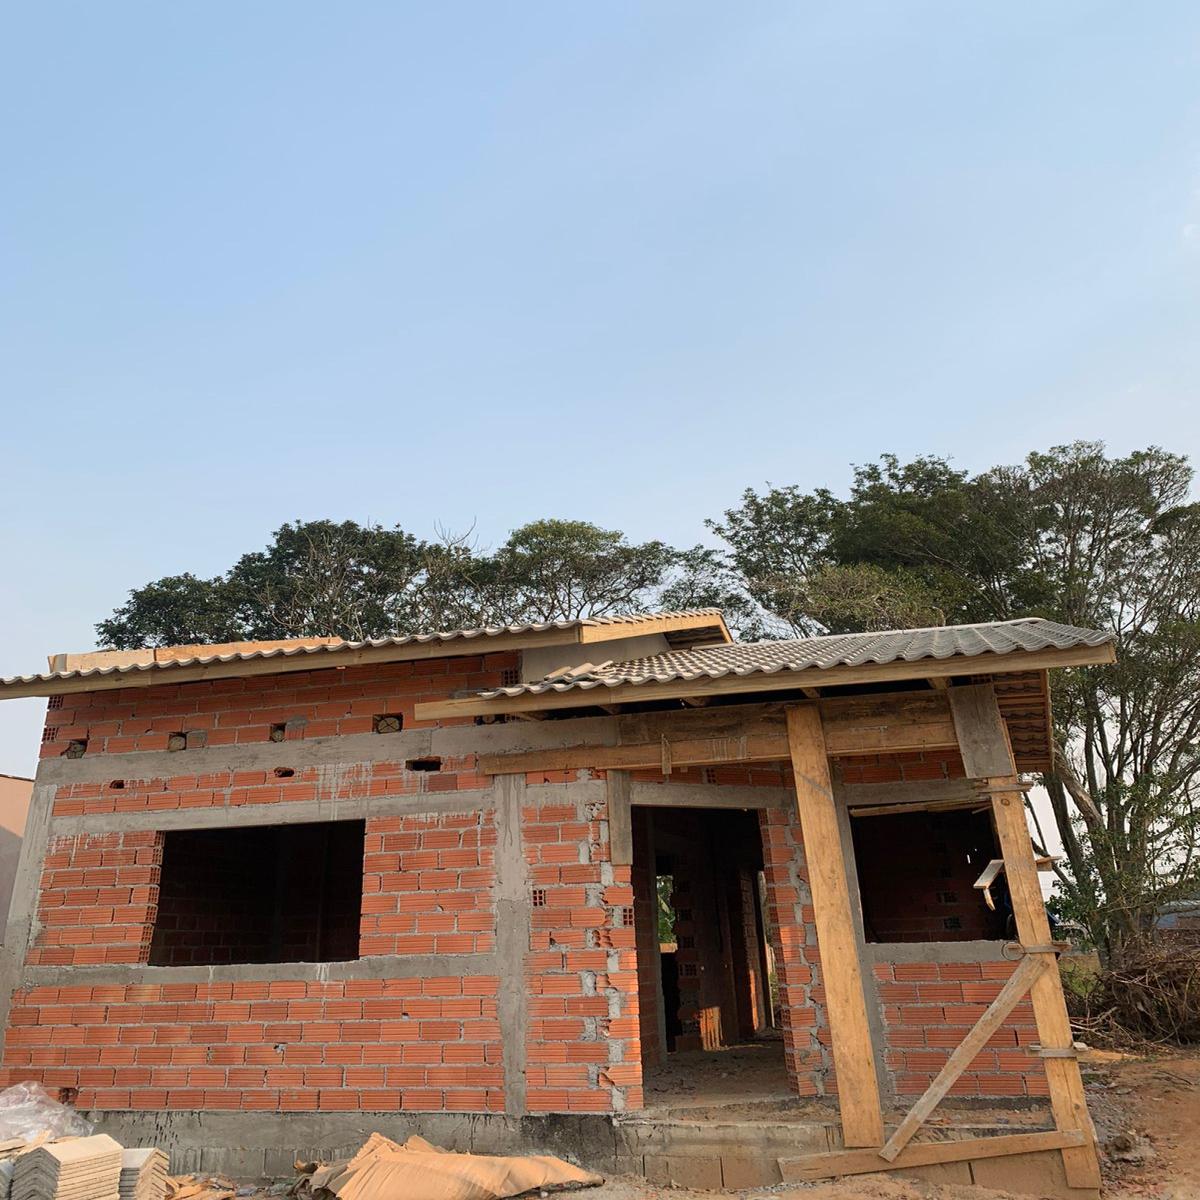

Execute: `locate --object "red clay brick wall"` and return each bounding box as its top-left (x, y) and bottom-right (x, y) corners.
top-left (874, 959), bottom-right (1047, 1099)
top-left (360, 811), bottom-right (496, 957)
top-left (0, 977), bottom-right (503, 1112)
top-left (51, 757), bottom-right (492, 819)
top-left (758, 806), bottom-right (826, 1097)
top-left (31, 831), bottom-right (163, 966)
top-left (39, 654), bottom-right (517, 760)
top-left (523, 784), bottom-right (642, 1113)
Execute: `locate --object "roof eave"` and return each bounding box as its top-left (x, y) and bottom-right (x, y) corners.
top-left (0, 610), bottom-right (732, 701)
top-left (412, 640), bottom-right (1116, 721)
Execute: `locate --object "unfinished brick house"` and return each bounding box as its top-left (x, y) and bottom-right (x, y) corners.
top-left (0, 610), bottom-right (1115, 1195)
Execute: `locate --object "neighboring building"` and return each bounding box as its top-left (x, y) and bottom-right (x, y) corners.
top-left (0, 611), bottom-right (1114, 1196)
top-left (0, 773), bottom-right (33, 933)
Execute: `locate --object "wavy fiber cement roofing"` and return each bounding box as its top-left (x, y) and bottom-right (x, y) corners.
top-left (477, 618), bottom-right (1114, 698)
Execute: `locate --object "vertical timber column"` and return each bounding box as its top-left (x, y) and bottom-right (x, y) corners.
top-left (495, 773), bottom-right (531, 1116)
top-left (949, 684), bottom-right (1102, 1192)
top-left (785, 705), bottom-right (885, 1148)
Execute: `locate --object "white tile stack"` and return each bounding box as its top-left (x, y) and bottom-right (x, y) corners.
top-left (12, 1134), bottom-right (123, 1200)
top-left (118, 1149), bottom-right (168, 1200)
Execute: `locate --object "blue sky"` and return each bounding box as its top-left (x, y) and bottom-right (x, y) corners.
top-left (1, 2), bottom-right (1199, 774)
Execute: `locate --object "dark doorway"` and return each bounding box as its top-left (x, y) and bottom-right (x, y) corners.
top-left (631, 805), bottom-right (785, 1108)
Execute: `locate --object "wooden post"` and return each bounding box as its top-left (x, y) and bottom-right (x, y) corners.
top-left (785, 705), bottom-right (884, 1148)
top-left (949, 685), bottom-right (1102, 1192)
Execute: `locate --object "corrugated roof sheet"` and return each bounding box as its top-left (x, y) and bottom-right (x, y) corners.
top-left (475, 618), bottom-right (1114, 699)
top-left (2, 609), bottom-right (727, 690)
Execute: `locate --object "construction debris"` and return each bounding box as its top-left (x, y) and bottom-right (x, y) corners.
top-left (295, 1134), bottom-right (603, 1200)
top-left (12, 1133), bottom-right (123, 1200)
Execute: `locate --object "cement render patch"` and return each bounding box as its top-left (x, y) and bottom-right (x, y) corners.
top-left (86, 1109), bottom-right (627, 1179)
top-left (49, 789), bottom-right (493, 836)
top-left (21, 951), bottom-right (500, 986)
top-left (34, 716), bottom-right (622, 789)
top-left (866, 939), bottom-right (1011, 964)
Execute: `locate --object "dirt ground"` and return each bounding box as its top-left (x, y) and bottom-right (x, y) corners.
top-left (216, 1049), bottom-right (1197, 1200)
top-left (586, 1050), bottom-right (1200, 1200)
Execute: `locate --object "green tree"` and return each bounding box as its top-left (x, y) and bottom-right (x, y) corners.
top-left (96, 574), bottom-right (242, 649)
top-left (707, 443), bottom-right (1200, 955)
top-left (483, 519), bottom-right (676, 624)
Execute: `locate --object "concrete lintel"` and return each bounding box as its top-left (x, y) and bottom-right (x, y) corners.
top-left (49, 790), bottom-right (493, 836)
top-left (867, 940), bottom-right (1009, 964)
top-left (36, 717), bottom-right (619, 788)
top-left (629, 782), bottom-right (791, 810)
top-left (19, 952), bottom-right (500, 988)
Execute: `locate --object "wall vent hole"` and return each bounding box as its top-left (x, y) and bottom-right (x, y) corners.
top-left (373, 714), bottom-right (403, 735)
top-left (269, 723), bottom-right (287, 743)
top-left (109, 779), bottom-right (126, 790)
top-left (64, 740), bottom-right (87, 759)
top-left (274, 767), bottom-right (295, 779)
top-left (167, 732), bottom-right (187, 752)
top-left (406, 757), bottom-right (441, 772)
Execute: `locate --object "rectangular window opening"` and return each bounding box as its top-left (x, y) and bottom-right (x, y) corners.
top-left (148, 820), bottom-right (365, 966)
top-left (851, 806), bottom-right (1006, 944)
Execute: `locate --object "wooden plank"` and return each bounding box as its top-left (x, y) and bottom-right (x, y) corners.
top-left (607, 771), bottom-right (633, 866)
top-left (477, 692), bottom-right (960, 776)
top-left (578, 612), bottom-right (731, 645)
top-left (783, 1129), bottom-right (1086, 1181)
top-left (840, 779), bottom-right (976, 807)
top-left (785, 704), bottom-right (884, 1149)
top-left (949, 684), bottom-right (1102, 1192)
top-left (414, 643), bottom-right (1115, 720)
top-left (879, 953), bottom-right (1047, 1161)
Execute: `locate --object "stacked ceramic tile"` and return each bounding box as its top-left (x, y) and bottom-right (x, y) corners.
top-left (12, 1134), bottom-right (122, 1200)
top-left (118, 1149), bottom-right (168, 1200)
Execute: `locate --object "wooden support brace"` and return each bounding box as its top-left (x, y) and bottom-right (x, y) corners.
top-left (879, 953), bottom-right (1047, 1161)
top-left (784, 1130), bottom-right (1087, 1182)
top-left (949, 684), bottom-right (1102, 1192)
top-left (785, 704), bottom-right (885, 1148)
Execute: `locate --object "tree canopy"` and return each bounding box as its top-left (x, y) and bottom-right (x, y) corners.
top-left (96, 442), bottom-right (1200, 956)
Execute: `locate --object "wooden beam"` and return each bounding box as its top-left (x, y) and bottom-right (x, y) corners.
top-left (414, 642), bottom-right (1115, 721)
top-left (782, 1130), bottom-right (1086, 1182)
top-left (840, 779), bottom-right (975, 807)
top-left (577, 612), bottom-right (731, 645)
top-left (879, 953), bottom-right (1048, 1161)
top-left (477, 692), bottom-right (960, 776)
top-left (949, 685), bottom-right (1102, 1192)
top-left (785, 704), bottom-right (884, 1148)
top-left (607, 771), bottom-right (633, 866)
